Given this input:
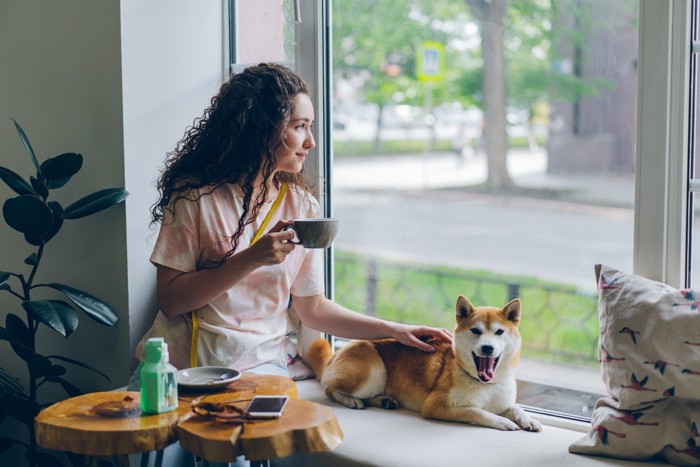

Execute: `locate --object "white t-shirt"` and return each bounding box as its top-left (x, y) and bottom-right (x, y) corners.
top-left (149, 182), bottom-right (324, 371)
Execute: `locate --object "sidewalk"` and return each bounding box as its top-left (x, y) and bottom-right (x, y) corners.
top-left (333, 149), bottom-right (635, 210)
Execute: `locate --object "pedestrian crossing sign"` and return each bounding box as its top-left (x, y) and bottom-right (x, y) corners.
top-left (417, 41), bottom-right (445, 82)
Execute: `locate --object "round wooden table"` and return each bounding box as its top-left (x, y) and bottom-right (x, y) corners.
top-left (35, 373), bottom-right (342, 466)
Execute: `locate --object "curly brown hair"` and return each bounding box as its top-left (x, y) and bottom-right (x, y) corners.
top-left (151, 63), bottom-right (314, 261)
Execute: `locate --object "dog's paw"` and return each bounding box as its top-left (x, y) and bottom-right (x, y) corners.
top-left (491, 417), bottom-right (520, 431)
top-left (508, 407), bottom-right (543, 432)
top-left (518, 415), bottom-right (543, 432)
top-left (331, 391), bottom-right (366, 409)
top-left (368, 395), bottom-right (399, 410)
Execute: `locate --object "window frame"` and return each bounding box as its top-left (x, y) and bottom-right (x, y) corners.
top-left (634, 0), bottom-right (693, 288)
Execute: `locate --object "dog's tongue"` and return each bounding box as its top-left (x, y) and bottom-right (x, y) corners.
top-left (478, 356), bottom-right (496, 381)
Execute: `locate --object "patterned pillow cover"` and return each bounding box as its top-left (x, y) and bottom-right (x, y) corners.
top-left (569, 264), bottom-right (700, 466)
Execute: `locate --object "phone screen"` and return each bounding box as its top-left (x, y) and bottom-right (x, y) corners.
top-left (246, 396), bottom-right (290, 418)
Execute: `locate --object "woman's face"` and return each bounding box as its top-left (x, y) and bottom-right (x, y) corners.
top-left (275, 93), bottom-right (315, 174)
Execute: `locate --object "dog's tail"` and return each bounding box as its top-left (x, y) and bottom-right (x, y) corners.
top-left (305, 338), bottom-right (333, 380)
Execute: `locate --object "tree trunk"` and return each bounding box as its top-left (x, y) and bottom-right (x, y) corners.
top-left (465, 0), bottom-right (515, 191)
top-left (374, 103), bottom-right (384, 152)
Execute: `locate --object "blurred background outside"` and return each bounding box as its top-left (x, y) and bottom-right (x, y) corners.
top-left (329, 0), bottom-right (641, 417)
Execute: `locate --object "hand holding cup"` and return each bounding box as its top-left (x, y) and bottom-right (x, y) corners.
top-left (283, 218), bottom-right (339, 249)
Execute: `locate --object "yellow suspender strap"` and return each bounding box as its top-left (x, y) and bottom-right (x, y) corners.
top-left (189, 183), bottom-right (288, 368)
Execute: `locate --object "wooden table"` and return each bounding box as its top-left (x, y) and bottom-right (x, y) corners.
top-left (35, 373), bottom-right (343, 466)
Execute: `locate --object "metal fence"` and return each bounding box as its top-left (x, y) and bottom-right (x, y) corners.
top-left (334, 253), bottom-right (600, 367)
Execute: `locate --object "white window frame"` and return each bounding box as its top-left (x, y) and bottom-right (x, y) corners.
top-left (635, 0), bottom-right (693, 288)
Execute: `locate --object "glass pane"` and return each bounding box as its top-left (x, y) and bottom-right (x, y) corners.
top-left (235, 0), bottom-right (296, 65)
top-left (331, 0), bottom-right (638, 419)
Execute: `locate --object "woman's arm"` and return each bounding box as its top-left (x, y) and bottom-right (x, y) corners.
top-left (292, 293), bottom-right (452, 352)
top-left (157, 221), bottom-right (296, 317)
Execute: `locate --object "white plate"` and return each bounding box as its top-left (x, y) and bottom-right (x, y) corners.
top-left (176, 367), bottom-right (241, 389)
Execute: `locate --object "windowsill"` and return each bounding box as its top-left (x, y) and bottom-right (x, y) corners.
top-left (292, 379), bottom-right (669, 466)
top-left (529, 410), bottom-right (591, 433)
top-left (516, 357), bottom-right (607, 423)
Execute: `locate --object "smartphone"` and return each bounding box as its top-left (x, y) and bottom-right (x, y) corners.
top-left (245, 395), bottom-right (290, 418)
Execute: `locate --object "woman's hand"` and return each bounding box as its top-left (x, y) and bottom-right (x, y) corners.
top-left (246, 220), bottom-right (296, 265)
top-left (157, 220), bottom-right (299, 317)
top-left (293, 294), bottom-right (453, 353)
top-left (389, 323), bottom-right (453, 352)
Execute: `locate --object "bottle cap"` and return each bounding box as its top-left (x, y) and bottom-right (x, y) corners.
top-left (144, 337), bottom-right (164, 363)
top-left (161, 342), bottom-right (170, 363)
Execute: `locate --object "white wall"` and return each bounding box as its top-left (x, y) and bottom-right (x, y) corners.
top-left (0, 0), bottom-right (226, 462)
top-left (120, 0), bottom-right (225, 372)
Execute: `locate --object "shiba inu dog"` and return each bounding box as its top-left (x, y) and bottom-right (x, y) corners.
top-left (305, 295), bottom-right (542, 432)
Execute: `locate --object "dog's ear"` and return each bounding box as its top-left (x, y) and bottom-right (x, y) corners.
top-left (456, 295), bottom-right (474, 321)
top-left (501, 298), bottom-right (522, 327)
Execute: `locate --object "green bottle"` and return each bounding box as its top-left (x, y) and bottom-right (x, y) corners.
top-left (140, 337), bottom-right (178, 414)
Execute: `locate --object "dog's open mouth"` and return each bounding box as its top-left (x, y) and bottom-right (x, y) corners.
top-left (472, 352), bottom-right (499, 382)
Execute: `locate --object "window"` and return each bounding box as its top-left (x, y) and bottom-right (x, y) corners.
top-left (229, 0), bottom-right (700, 428)
top-left (289, 0), bottom-right (694, 422)
top-left (300, 0), bottom-right (691, 424)
top-left (228, 0), bottom-right (298, 73)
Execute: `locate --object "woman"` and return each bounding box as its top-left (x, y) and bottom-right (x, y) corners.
top-left (136, 63), bottom-right (451, 376)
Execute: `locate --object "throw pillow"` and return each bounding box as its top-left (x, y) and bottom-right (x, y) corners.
top-left (569, 264), bottom-right (700, 466)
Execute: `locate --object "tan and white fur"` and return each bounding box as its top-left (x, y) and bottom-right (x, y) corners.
top-left (305, 295), bottom-right (542, 432)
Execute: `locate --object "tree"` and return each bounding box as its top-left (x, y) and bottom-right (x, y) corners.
top-left (333, 0), bottom-right (472, 151)
top-left (464, 0), bottom-right (514, 190)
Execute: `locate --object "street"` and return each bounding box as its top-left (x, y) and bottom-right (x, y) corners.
top-left (331, 150), bottom-right (635, 292)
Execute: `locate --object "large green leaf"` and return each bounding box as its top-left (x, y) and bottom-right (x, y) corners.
top-left (25, 202), bottom-right (64, 246)
top-left (0, 324), bottom-right (33, 358)
top-left (40, 152), bottom-right (83, 183)
top-left (27, 353), bottom-right (52, 378)
top-left (29, 176), bottom-right (48, 199)
top-left (0, 167), bottom-right (34, 196)
top-left (46, 177), bottom-right (71, 190)
top-left (0, 368), bottom-right (25, 396)
top-left (62, 187), bottom-right (129, 220)
top-left (47, 354), bottom-right (109, 380)
top-left (44, 283), bottom-right (119, 326)
top-left (45, 176), bottom-right (72, 189)
top-left (5, 314), bottom-right (33, 361)
top-left (21, 300), bottom-right (78, 337)
top-left (11, 119), bottom-right (40, 172)
top-left (3, 194), bottom-right (53, 235)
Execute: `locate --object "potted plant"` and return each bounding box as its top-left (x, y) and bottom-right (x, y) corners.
top-left (0, 120), bottom-right (128, 467)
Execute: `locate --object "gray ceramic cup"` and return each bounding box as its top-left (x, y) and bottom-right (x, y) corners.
top-left (284, 218), bottom-right (339, 248)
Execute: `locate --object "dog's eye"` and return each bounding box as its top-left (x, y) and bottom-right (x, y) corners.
top-left (470, 328), bottom-right (482, 335)
top-left (495, 329), bottom-right (504, 336)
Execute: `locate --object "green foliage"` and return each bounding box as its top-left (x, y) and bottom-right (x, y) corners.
top-left (333, 135), bottom-right (545, 158)
top-left (0, 120), bottom-right (128, 467)
top-left (333, 0), bottom-right (477, 108)
top-left (334, 250), bottom-right (599, 367)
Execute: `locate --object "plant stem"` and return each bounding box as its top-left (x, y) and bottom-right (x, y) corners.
top-left (22, 244), bottom-right (42, 467)
top-left (25, 243), bottom-right (44, 290)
